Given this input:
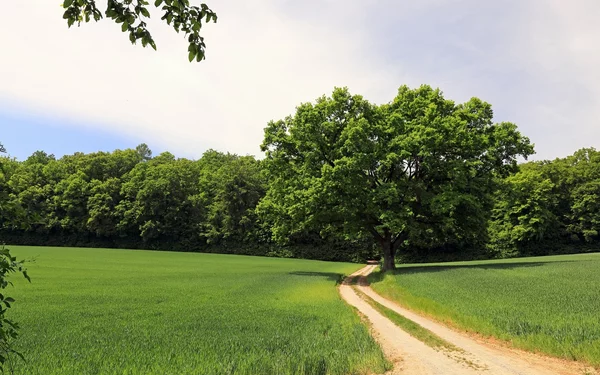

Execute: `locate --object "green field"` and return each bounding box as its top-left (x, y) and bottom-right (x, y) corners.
top-left (368, 253), bottom-right (600, 366)
top-left (7, 246), bottom-right (388, 375)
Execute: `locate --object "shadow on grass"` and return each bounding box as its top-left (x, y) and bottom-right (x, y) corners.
top-left (369, 260), bottom-right (578, 282)
top-left (288, 271), bottom-right (345, 285)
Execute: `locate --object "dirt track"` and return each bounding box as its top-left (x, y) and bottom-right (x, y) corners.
top-left (339, 265), bottom-right (596, 375)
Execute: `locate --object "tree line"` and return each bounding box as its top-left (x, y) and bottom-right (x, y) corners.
top-left (1, 85), bottom-right (599, 267)
top-left (0, 145), bottom-right (373, 262)
top-left (489, 148), bottom-right (600, 257)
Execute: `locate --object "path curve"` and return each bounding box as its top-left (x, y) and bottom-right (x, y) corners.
top-left (339, 265), bottom-right (596, 375)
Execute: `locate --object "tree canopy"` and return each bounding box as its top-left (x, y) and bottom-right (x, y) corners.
top-left (260, 85), bottom-right (534, 270)
top-left (3, 85), bottom-right (600, 269)
top-left (61, 0), bottom-right (217, 61)
top-left (0, 145), bottom-right (371, 262)
top-left (489, 148), bottom-right (600, 256)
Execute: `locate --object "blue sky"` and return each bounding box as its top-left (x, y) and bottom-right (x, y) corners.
top-left (0, 109), bottom-right (146, 160)
top-left (2, 1), bottom-right (599, 161)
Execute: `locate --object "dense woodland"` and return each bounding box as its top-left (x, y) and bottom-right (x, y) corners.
top-left (0, 145), bottom-right (373, 262)
top-left (2, 143), bottom-right (600, 262)
top-left (1, 87), bottom-right (599, 263)
top-left (488, 148), bottom-right (600, 257)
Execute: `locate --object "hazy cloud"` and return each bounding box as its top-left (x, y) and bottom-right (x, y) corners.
top-left (1, 1), bottom-right (599, 160)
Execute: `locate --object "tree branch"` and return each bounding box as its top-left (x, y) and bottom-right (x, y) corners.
top-left (366, 226), bottom-right (383, 244)
top-left (391, 232), bottom-right (406, 252)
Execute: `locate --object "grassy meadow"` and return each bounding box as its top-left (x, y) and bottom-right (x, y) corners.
top-left (368, 253), bottom-right (600, 366)
top-left (7, 246), bottom-right (389, 375)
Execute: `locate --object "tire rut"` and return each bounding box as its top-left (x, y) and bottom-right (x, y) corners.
top-left (339, 265), bottom-right (596, 375)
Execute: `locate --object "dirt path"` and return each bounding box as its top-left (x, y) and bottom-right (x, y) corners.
top-left (339, 265), bottom-right (596, 375)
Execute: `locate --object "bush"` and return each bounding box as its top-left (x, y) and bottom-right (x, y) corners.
top-left (0, 244), bottom-right (30, 371)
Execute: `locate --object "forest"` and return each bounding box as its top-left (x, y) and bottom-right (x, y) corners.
top-left (0, 145), bottom-right (372, 262)
top-left (1, 86), bottom-right (599, 264)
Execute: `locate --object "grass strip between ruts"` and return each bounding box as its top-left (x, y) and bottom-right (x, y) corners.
top-left (352, 283), bottom-right (461, 354)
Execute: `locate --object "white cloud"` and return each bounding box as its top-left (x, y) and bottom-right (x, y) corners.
top-left (0, 1), bottom-right (403, 158)
top-left (1, 1), bottom-right (600, 160)
top-left (498, 0), bottom-right (600, 159)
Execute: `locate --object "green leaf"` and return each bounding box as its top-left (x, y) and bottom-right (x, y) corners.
top-left (154, 0), bottom-right (163, 6)
top-left (122, 22), bottom-right (129, 32)
top-left (140, 8), bottom-right (150, 18)
top-left (64, 0), bottom-right (74, 7)
top-left (188, 50), bottom-right (196, 62)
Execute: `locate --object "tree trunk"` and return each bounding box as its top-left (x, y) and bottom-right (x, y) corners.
top-left (381, 233), bottom-right (396, 272)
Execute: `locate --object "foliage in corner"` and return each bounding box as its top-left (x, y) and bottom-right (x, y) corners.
top-left (61, 0), bottom-right (217, 62)
top-left (0, 245), bottom-right (30, 371)
top-left (0, 144), bottom-right (31, 371)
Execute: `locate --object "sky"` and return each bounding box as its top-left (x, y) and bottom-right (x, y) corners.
top-left (1, 0), bottom-right (599, 161)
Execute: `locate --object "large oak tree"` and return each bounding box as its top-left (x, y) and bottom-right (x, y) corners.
top-left (260, 85), bottom-right (534, 271)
